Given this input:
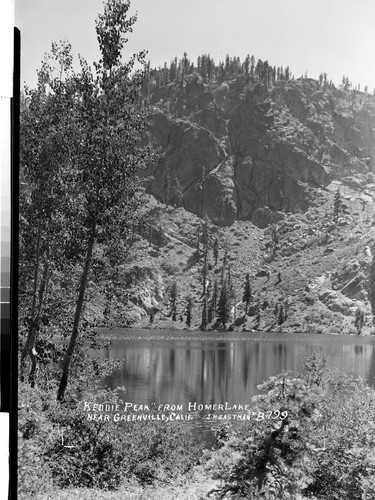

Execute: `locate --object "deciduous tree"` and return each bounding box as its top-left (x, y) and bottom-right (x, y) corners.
top-left (55, 0), bottom-right (156, 400)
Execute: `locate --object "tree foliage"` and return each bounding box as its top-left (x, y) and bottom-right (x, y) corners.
top-left (169, 281), bottom-right (178, 321)
top-left (333, 189), bottom-right (342, 224)
top-left (185, 295), bottom-right (192, 327)
top-left (206, 355), bottom-right (375, 500)
top-left (20, 0), bottom-right (156, 399)
top-left (217, 279), bottom-right (231, 327)
top-left (369, 253), bottom-right (375, 325)
top-left (242, 272), bottom-right (252, 314)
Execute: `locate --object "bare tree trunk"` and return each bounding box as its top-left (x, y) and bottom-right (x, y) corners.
top-left (21, 256), bottom-right (49, 386)
top-left (20, 221), bottom-right (49, 384)
top-left (57, 230), bottom-right (95, 401)
top-left (31, 222), bottom-right (42, 318)
top-left (28, 255), bottom-right (49, 387)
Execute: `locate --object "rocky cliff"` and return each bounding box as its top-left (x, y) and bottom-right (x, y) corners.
top-left (145, 75), bottom-right (375, 228)
top-left (99, 73), bottom-right (375, 334)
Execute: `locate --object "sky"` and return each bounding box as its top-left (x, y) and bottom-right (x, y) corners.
top-left (14, 0), bottom-right (375, 91)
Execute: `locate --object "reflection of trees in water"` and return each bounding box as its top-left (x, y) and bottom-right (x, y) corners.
top-left (169, 349), bottom-right (175, 378)
top-left (97, 337), bottom-right (375, 408)
top-left (364, 345), bottom-right (375, 385)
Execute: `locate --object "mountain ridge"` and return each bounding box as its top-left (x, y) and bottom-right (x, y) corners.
top-left (143, 73), bottom-right (375, 227)
top-left (93, 71), bottom-right (375, 335)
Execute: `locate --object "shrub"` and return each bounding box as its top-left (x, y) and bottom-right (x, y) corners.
top-left (205, 364), bottom-right (375, 500)
top-left (161, 261), bottom-right (180, 275)
top-left (18, 383), bottom-right (57, 498)
top-left (18, 384), bottom-right (202, 495)
top-left (206, 372), bottom-right (325, 499)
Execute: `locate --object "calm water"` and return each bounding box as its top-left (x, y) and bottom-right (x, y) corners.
top-left (92, 329), bottom-right (375, 425)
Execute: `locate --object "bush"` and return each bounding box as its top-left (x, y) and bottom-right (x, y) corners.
top-left (161, 261), bottom-right (180, 275)
top-left (18, 383), bottom-right (56, 498)
top-left (205, 362), bottom-right (375, 500)
top-left (18, 384), bottom-right (202, 495)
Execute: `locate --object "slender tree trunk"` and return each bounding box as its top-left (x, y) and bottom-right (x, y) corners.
top-left (57, 229), bottom-right (95, 401)
top-left (31, 221), bottom-right (42, 317)
top-left (20, 224), bottom-right (49, 384)
top-left (28, 257), bottom-right (49, 387)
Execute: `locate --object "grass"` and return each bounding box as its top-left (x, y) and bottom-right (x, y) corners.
top-left (23, 466), bottom-right (219, 500)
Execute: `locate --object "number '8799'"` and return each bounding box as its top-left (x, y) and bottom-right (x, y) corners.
top-left (253, 410), bottom-right (288, 421)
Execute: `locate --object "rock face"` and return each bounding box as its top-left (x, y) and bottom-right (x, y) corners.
top-left (145, 75), bottom-right (375, 227)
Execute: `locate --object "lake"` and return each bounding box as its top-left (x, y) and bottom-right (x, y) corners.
top-left (91, 328), bottom-right (375, 438)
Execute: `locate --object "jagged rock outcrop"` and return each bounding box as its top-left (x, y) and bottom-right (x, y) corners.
top-left (144, 76), bottom-right (375, 227)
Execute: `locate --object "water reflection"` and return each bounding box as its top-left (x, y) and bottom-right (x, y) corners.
top-left (94, 330), bottom-right (375, 411)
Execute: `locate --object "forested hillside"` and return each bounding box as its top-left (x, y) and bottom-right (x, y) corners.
top-left (100, 53), bottom-right (375, 335)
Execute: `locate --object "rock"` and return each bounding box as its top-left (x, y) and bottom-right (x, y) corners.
top-left (256, 269), bottom-right (269, 278)
top-left (337, 219), bottom-right (350, 226)
top-left (318, 290), bottom-right (353, 315)
top-left (341, 274), bottom-right (367, 300)
top-left (251, 207), bottom-right (285, 229)
top-left (145, 76), bottom-right (375, 226)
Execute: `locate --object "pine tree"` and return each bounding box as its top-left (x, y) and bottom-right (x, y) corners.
top-left (173, 176), bottom-right (183, 207)
top-left (271, 224), bottom-right (279, 256)
top-left (165, 165), bottom-right (171, 206)
top-left (217, 279), bottom-right (230, 327)
top-left (242, 272), bottom-right (252, 314)
top-left (211, 278), bottom-right (218, 319)
top-left (213, 237), bottom-right (219, 266)
top-left (207, 281), bottom-right (213, 323)
top-left (201, 217), bottom-right (209, 248)
top-left (369, 254), bottom-right (375, 325)
top-left (244, 54), bottom-right (250, 79)
top-left (169, 57), bottom-right (177, 82)
top-left (223, 245), bottom-right (228, 269)
top-left (156, 225), bottom-right (163, 251)
top-left (201, 296), bottom-right (208, 329)
top-left (278, 304), bottom-right (285, 326)
top-left (196, 226), bottom-right (201, 255)
top-left (186, 295), bottom-right (192, 327)
top-left (333, 189), bottom-right (341, 224)
top-left (170, 281), bottom-right (177, 321)
top-left (202, 247), bottom-right (208, 296)
top-left (254, 301), bottom-right (261, 329)
top-left (227, 263), bottom-right (235, 315)
top-left (182, 51), bottom-right (189, 79)
top-left (354, 307), bottom-right (365, 334)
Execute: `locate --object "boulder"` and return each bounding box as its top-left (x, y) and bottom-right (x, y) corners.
top-left (318, 289), bottom-right (353, 315)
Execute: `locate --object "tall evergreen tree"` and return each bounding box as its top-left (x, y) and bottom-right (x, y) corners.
top-left (185, 295), bottom-right (192, 327)
top-left (213, 237), bottom-right (219, 266)
top-left (217, 279), bottom-right (230, 327)
top-left (354, 307), bottom-right (365, 334)
top-left (333, 188), bottom-right (342, 224)
top-left (201, 296), bottom-right (208, 330)
top-left (254, 301), bottom-right (261, 329)
top-left (369, 254), bottom-right (375, 325)
top-left (278, 303), bottom-right (287, 326)
top-left (170, 281), bottom-right (178, 321)
top-left (173, 176), bottom-right (183, 207)
top-left (242, 272), bottom-right (252, 314)
top-left (165, 165), bottom-right (171, 206)
top-left (270, 224), bottom-right (279, 256)
top-left (202, 246), bottom-right (208, 296)
top-left (210, 278), bottom-right (218, 320)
